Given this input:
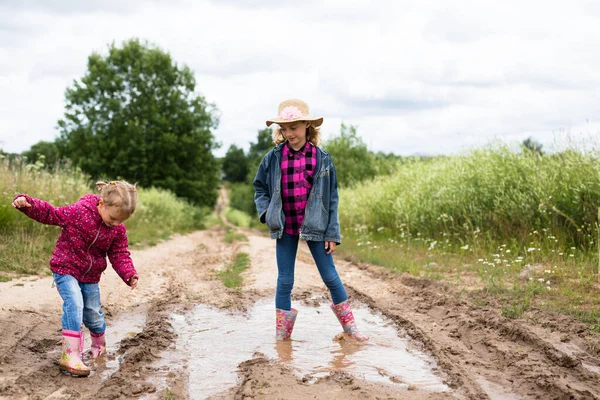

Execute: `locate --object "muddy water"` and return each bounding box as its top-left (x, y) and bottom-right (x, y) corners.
top-left (474, 375), bottom-right (521, 400)
top-left (89, 304), bottom-right (148, 380)
top-left (153, 298), bottom-right (449, 398)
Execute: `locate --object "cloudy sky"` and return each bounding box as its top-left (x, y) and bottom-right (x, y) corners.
top-left (1, 0), bottom-right (599, 157)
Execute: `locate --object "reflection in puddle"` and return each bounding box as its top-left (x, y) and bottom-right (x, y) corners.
top-left (554, 341), bottom-right (600, 375)
top-left (86, 304), bottom-right (147, 380)
top-left (475, 375), bottom-right (521, 400)
top-left (156, 298), bottom-right (449, 398)
top-left (583, 362), bottom-right (600, 374)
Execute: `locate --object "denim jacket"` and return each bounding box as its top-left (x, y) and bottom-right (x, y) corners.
top-left (253, 143), bottom-right (341, 244)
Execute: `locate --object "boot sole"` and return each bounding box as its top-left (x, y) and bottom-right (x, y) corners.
top-left (59, 364), bottom-right (90, 377)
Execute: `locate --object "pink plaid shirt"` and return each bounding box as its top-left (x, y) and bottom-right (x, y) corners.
top-left (281, 141), bottom-right (317, 235)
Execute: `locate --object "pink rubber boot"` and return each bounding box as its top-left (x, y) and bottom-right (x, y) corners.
top-left (90, 331), bottom-right (106, 358)
top-left (276, 308), bottom-right (298, 340)
top-left (59, 330), bottom-right (90, 377)
top-left (331, 300), bottom-right (369, 342)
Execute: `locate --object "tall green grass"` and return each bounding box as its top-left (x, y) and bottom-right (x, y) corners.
top-left (340, 146), bottom-right (599, 255)
top-left (0, 156), bottom-right (210, 279)
top-left (0, 156), bottom-right (91, 229)
top-left (125, 186), bottom-right (210, 246)
top-left (225, 206), bottom-right (267, 232)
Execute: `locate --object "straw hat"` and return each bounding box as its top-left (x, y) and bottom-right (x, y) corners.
top-left (266, 99), bottom-right (323, 127)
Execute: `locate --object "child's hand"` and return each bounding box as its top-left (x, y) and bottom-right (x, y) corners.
top-left (325, 241), bottom-right (337, 255)
top-left (12, 196), bottom-right (31, 209)
top-left (128, 275), bottom-right (139, 289)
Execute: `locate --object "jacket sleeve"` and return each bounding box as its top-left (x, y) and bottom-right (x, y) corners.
top-left (324, 161), bottom-right (342, 245)
top-left (253, 154), bottom-right (271, 224)
top-left (108, 227), bottom-right (138, 285)
top-left (13, 194), bottom-right (76, 227)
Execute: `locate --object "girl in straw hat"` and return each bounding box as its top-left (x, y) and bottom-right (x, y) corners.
top-left (253, 99), bottom-right (368, 342)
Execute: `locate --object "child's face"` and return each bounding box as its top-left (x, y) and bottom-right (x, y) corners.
top-left (279, 121), bottom-right (309, 147)
top-left (97, 199), bottom-right (130, 227)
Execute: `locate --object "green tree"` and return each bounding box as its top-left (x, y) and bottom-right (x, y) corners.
top-left (56, 39), bottom-right (220, 206)
top-left (245, 128), bottom-right (273, 182)
top-left (373, 150), bottom-right (404, 176)
top-left (323, 123), bottom-right (377, 187)
top-left (247, 128), bottom-right (273, 162)
top-left (22, 141), bottom-right (60, 169)
top-left (522, 137), bottom-right (544, 156)
top-left (222, 144), bottom-right (249, 182)
top-left (227, 128), bottom-right (274, 216)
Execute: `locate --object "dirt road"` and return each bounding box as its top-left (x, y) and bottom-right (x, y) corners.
top-left (1, 194), bottom-right (600, 399)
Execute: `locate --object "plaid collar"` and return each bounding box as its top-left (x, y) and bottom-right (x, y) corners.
top-left (285, 140), bottom-right (311, 156)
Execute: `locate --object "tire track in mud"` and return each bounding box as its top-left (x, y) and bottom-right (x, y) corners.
top-left (345, 287), bottom-right (489, 400)
top-left (89, 191), bottom-right (259, 399)
top-left (240, 228), bottom-right (486, 399)
top-left (91, 225), bottom-right (254, 399)
top-left (0, 310), bottom-right (69, 400)
top-left (93, 291), bottom-right (179, 399)
top-left (208, 193), bottom-right (460, 399)
top-left (340, 260), bottom-right (600, 400)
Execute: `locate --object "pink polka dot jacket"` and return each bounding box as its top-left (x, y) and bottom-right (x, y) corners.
top-left (15, 193), bottom-right (138, 285)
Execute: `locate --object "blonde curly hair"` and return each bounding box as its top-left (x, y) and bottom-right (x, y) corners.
top-left (95, 180), bottom-right (138, 216)
top-left (272, 122), bottom-right (321, 147)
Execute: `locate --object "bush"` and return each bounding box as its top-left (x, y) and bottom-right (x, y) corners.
top-left (229, 182), bottom-right (257, 217)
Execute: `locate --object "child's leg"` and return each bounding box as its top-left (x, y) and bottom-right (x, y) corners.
top-left (53, 273), bottom-right (91, 375)
top-left (307, 241), bottom-right (369, 342)
top-left (275, 234), bottom-right (300, 340)
top-left (53, 273), bottom-right (84, 331)
top-left (275, 234), bottom-right (300, 310)
top-left (306, 241), bottom-right (348, 304)
top-left (81, 282), bottom-right (106, 357)
top-left (81, 282), bottom-right (106, 335)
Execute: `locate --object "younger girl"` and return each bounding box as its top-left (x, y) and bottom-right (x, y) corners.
top-left (12, 181), bottom-right (139, 377)
top-left (253, 99), bottom-right (368, 342)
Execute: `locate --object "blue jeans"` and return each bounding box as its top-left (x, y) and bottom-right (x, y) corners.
top-left (275, 234), bottom-right (348, 310)
top-left (53, 273), bottom-right (106, 334)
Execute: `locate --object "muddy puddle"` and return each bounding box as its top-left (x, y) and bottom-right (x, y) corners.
top-left (149, 298), bottom-right (449, 398)
top-left (475, 375), bottom-right (521, 400)
top-left (85, 304), bottom-right (148, 380)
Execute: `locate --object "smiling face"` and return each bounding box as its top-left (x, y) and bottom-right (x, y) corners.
top-left (278, 121), bottom-right (310, 150)
top-left (97, 198), bottom-right (130, 227)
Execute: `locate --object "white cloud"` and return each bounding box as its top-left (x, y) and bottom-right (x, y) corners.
top-left (0, 0), bottom-right (599, 157)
